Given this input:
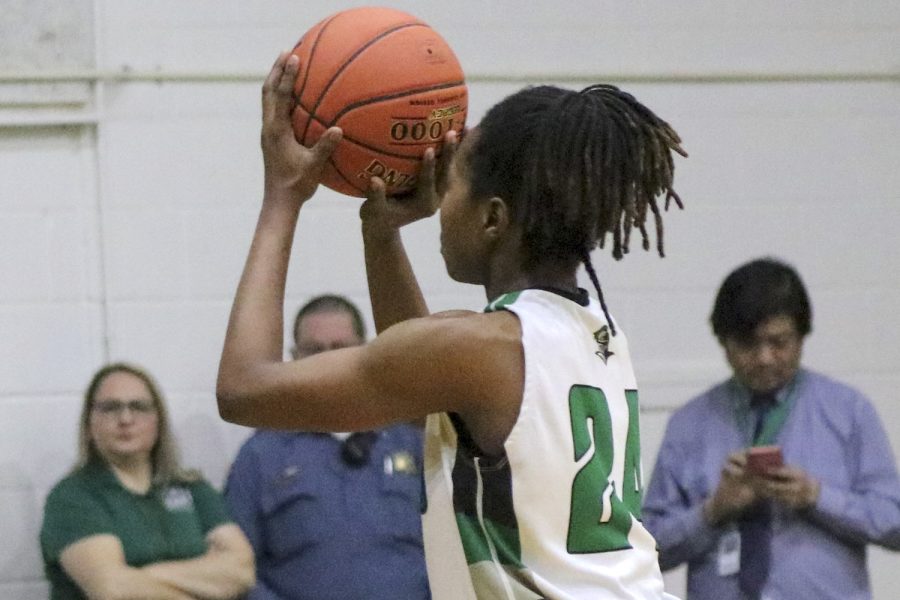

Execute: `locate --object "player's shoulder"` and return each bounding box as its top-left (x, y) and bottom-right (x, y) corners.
top-left (363, 310), bottom-right (523, 407)
top-left (377, 309), bottom-right (520, 353)
top-left (434, 308), bottom-right (521, 335)
top-left (430, 309), bottom-right (479, 320)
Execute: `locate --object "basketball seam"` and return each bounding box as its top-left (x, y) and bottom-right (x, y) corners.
top-left (300, 21), bottom-right (427, 143)
top-left (327, 156), bottom-right (364, 193)
top-left (328, 80), bottom-right (466, 126)
top-left (293, 14), bottom-right (340, 143)
top-left (343, 133), bottom-right (426, 160)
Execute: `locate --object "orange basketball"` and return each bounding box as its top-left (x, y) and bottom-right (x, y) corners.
top-left (291, 7), bottom-right (467, 197)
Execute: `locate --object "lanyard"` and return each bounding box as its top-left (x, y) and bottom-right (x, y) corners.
top-left (735, 377), bottom-right (799, 446)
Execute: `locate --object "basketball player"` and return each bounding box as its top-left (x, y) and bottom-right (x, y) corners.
top-left (218, 51), bottom-right (686, 599)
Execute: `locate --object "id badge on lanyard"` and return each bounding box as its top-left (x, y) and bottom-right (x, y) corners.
top-left (716, 526), bottom-right (741, 576)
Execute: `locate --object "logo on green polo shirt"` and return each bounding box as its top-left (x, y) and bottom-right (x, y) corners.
top-left (162, 487), bottom-right (195, 511)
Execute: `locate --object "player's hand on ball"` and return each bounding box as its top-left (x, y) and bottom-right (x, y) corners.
top-left (261, 51), bottom-right (342, 202)
top-left (360, 130), bottom-right (458, 235)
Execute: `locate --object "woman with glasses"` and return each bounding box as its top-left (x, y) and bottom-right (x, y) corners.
top-left (40, 363), bottom-right (255, 600)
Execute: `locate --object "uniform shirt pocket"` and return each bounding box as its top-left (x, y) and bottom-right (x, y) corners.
top-left (378, 468), bottom-right (425, 543)
top-left (260, 473), bottom-right (328, 558)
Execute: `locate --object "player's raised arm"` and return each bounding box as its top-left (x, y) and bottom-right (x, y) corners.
top-left (219, 302), bottom-right (521, 434)
top-left (216, 52), bottom-right (508, 433)
top-left (360, 132), bottom-right (459, 333)
top-left (216, 52), bottom-right (340, 416)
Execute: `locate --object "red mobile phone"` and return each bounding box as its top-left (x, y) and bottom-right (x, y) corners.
top-left (745, 445), bottom-right (784, 476)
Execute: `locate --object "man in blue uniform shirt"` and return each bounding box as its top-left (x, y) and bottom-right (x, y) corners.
top-left (225, 295), bottom-right (430, 600)
top-left (643, 257), bottom-right (900, 600)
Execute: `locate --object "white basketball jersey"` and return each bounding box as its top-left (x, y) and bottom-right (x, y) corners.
top-left (422, 289), bottom-right (675, 600)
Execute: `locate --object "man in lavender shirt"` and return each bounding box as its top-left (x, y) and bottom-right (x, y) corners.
top-left (643, 257), bottom-right (900, 600)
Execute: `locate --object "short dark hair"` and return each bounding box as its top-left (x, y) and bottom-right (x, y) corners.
top-left (710, 257), bottom-right (812, 342)
top-left (292, 294), bottom-right (366, 343)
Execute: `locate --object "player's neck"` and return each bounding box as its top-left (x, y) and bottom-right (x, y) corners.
top-left (484, 259), bottom-right (578, 302)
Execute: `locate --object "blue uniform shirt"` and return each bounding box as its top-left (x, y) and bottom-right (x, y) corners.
top-left (643, 369), bottom-right (900, 600)
top-left (225, 425), bottom-right (430, 600)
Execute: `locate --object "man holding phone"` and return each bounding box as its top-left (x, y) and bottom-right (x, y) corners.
top-left (643, 258), bottom-right (900, 600)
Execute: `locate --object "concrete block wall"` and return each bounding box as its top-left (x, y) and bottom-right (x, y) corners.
top-left (1, 1), bottom-right (898, 597)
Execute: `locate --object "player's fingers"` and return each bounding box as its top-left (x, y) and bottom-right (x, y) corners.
top-left (366, 176), bottom-right (386, 204)
top-left (417, 147), bottom-right (436, 195)
top-left (278, 54), bottom-right (300, 96)
top-left (262, 51), bottom-right (289, 116)
top-left (264, 51), bottom-right (289, 92)
top-left (435, 130), bottom-right (457, 196)
top-left (311, 127), bottom-right (343, 163)
top-left (270, 54), bottom-right (300, 121)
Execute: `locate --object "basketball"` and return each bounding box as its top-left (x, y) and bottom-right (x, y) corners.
top-left (290, 7), bottom-right (468, 197)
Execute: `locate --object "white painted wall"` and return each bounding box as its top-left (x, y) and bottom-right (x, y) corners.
top-left (1, 1), bottom-right (898, 597)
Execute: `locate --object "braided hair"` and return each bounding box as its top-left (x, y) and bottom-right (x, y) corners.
top-left (468, 84), bottom-right (686, 333)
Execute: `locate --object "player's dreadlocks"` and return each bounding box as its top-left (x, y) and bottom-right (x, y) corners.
top-left (469, 84), bottom-right (687, 334)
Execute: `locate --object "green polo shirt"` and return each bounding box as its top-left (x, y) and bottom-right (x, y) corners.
top-left (40, 461), bottom-right (231, 600)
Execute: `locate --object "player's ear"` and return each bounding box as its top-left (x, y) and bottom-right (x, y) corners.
top-left (483, 196), bottom-right (511, 240)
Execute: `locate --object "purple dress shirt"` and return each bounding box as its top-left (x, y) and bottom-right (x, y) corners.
top-left (643, 369), bottom-right (900, 600)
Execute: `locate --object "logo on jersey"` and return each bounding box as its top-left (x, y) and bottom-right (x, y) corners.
top-left (593, 326), bottom-right (614, 364)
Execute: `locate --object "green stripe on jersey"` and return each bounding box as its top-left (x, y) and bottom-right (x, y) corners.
top-left (456, 512), bottom-right (524, 568)
top-left (485, 291), bottom-right (522, 313)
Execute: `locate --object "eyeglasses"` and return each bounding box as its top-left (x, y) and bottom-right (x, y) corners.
top-left (93, 399), bottom-right (157, 417)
